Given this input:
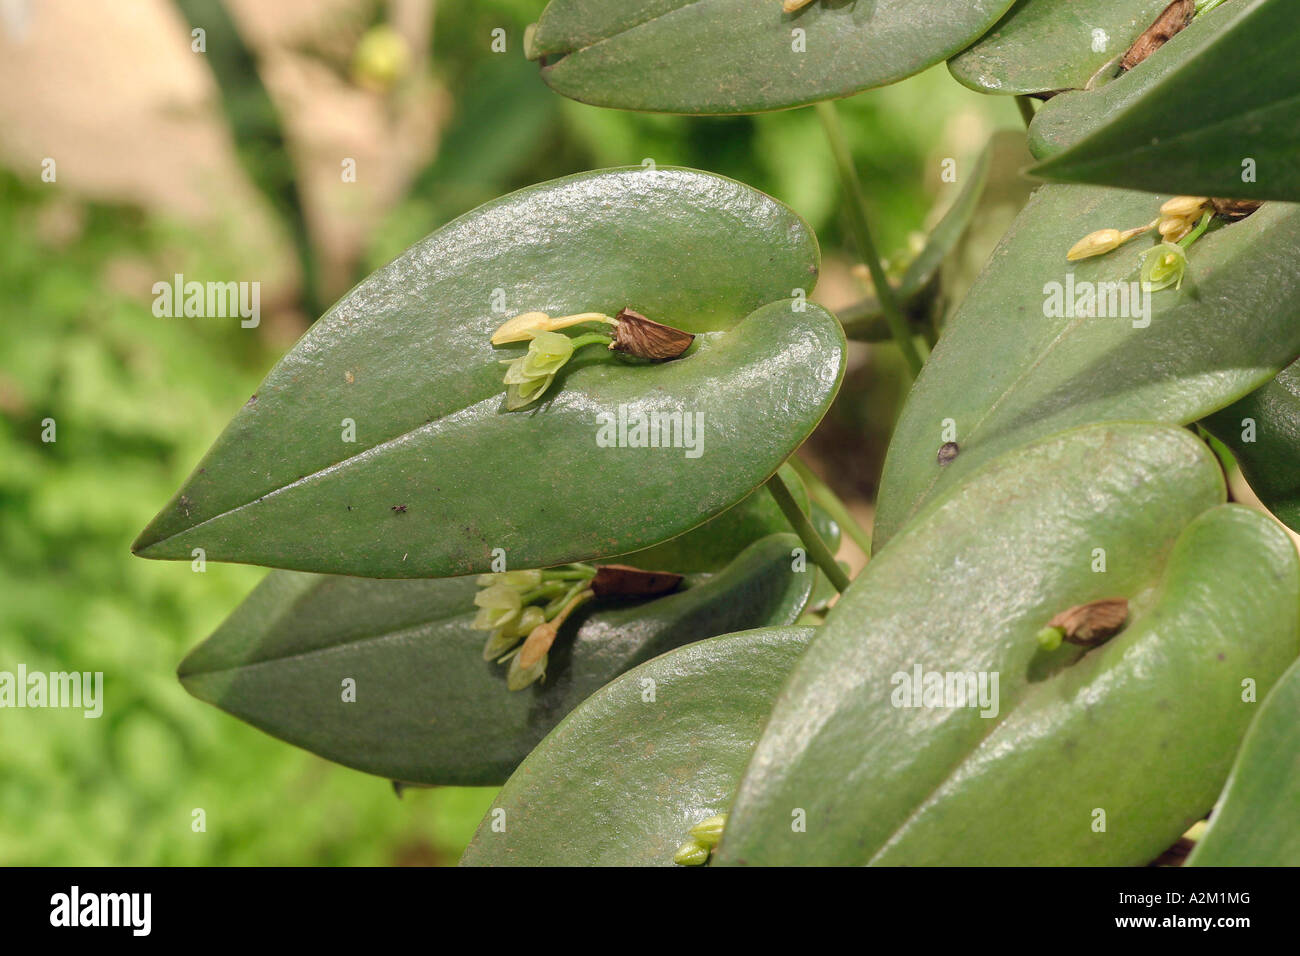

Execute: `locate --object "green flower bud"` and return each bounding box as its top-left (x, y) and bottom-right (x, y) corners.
top-left (491, 311), bottom-right (552, 345)
top-left (506, 650), bottom-right (547, 691)
top-left (1066, 228), bottom-right (1122, 261)
top-left (673, 840), bottom-right (711, 866)
top-left (1159, 195), bottom-right (1209, 219)
top-left (351, 25), bottom-right (411, 92)
top-left (482, 607), bottom-right (546, 661)
top-left (1036, 625), bottom-right (1065, 651)
top-left (689, 814), bottom-right (727, 848)
top-left (1157, 215), bottom-right (1193, 242)
top-left (1141, 241), bottom-right (1189, 291)
top-left (475, 570), bottom-right (544, 591)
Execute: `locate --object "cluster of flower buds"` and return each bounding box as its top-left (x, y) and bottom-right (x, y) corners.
top-left (491, 308), bottom-right (695, 410)
top-left (471, 562), bottom-right (685, 691)
top-left (472, 566), bottom-right (597, 690)
top-left (1155, 195), bottom-right (1209, 242)
top-left (674, 814), bottom-right (727, 866)
top-left (1064, 194), bottom-right (1258, 294)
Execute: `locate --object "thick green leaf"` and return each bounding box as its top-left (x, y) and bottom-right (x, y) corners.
top-left (179, 533), bottom-right (815, 787)
top-left (1028, 0), bottom-right (1300, 200)
top-left (1187, 657), bottom-right (1300, 866)
top-left (950, 0), bottom-right (1173, 96)
top-left (529, 0), bottom-right (1017, 114)
top-left (615, 463), bottom-right (808, 573)
top-left (460, 625), bottom-right (814, 866)
top-left (718, 424), bottom-right (1300, 865)
top-left (873, 183), bottom-right (1300, 549)
top-left (1201, 359), bottom-right (1300, 533)
top-left (132, 168), bottom-right (843, 577)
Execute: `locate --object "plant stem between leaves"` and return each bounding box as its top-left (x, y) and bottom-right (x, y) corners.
top-left (815, 100), bottom-right (923, 379)
top-left (766, 469), bottom-right (851, 594)
top-left (790, 454), bottom-right (872, 558)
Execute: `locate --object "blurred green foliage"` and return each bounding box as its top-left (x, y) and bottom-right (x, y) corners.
top-left (0, 0), bottom-right (1011, 865)
top-left (0, 173), bottom-right (494, 864)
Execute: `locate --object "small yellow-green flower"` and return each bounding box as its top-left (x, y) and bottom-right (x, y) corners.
top-left (471, 583), bottom-right (522, 631)
top-left (482, 605), bottom-right (546, 661)
top-left (521, 332), bottom-right (574, 376)
top-left (500, 331), bottom-right (577, 410)
top-left (1141, 241), bottom-right (1189, 291)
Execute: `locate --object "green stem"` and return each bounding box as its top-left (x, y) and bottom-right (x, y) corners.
top-left (546, 564), bottom-right (597, 581)
top-left (766, 470), bottom-right (851, 593)
top-left (569, 332), bottom-right (614, 350)
top-left (815, 101), bottom-right (923, 379)
top-left (1015, 95), bottom-right (1036, 129)
top-left (789, 455), bottom-right (872, 557)
top-left (1178, 210), bottom-right (1213, 248)
top-left (545, 579), bottom-right (589, 618)
top-left (519, 582), bottom-right (570, 605)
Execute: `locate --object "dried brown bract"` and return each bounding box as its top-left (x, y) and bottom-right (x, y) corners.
top-left (610, 308), bottom-right (695, 361)
top-left (1048, 597), bottom-right (1129, 647)
top-left (590, 564), bottom-right (684, 599)
top-left (1119, 0), bottom-right (1194, 73)
top-left (1211, 198), bottom-right (1264, 220)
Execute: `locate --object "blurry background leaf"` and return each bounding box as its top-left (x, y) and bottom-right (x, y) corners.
top-left (718, 424), bottom-right (1299, 865)
top-left (132, 169), bottom-right (843, 577)
top-left (1187, 657), bottom-right (1300, 866)
top-left (839, 137), bottom-right (993, 340)
top-left (460, 625), bottom-right (814, 866)
top-left (179, 533), bottom-right (815, 786)
top-left (530, 0), bottom-right (1017, 113)
top-left (1201, 358), bottom-right (1300, 533)
top-left (949, 0), bottom-right (1172, 96)
top-left (873, 184), bottom-right (1300, 550)
top-left (1028, 0), bottom-right (1300, 200)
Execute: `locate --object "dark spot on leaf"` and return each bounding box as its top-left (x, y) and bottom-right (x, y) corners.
top-left (937, 441), bottom-right (960, 465)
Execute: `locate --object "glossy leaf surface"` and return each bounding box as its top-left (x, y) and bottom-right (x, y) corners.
top-left (873, 183), bottom-right (1300, 549)
top-left (530, 0), bottom-right (1016, 114)
top-left (134, 169), bottom-right (842, 577)
top-left (460, 626), bottom-right (814, 866)
top-left (1028, 0), bottom-right (1300, 201)
top-left (719, 424), bottom-right (1299, 865)
top-left (950, 0), bottom-right (1173, 95)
